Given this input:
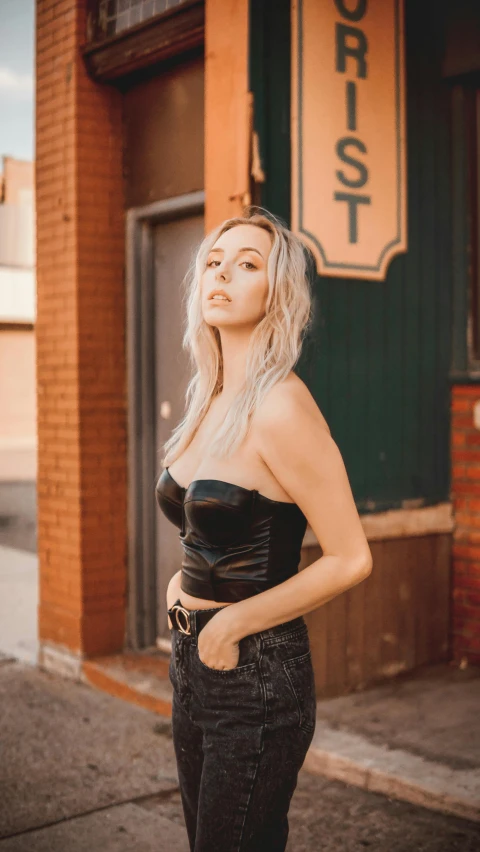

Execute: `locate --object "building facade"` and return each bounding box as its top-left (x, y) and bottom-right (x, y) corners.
top-left (35, 0), bottom-right (480, 694)
top-left (0, 156), bottom-right (36, 483)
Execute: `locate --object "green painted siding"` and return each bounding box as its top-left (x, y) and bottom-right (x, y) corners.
top-left (249, 0), bottom-right (452, 513)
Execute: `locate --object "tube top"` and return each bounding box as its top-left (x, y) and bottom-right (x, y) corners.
top-left (155, 466), bottom-right (308, 602)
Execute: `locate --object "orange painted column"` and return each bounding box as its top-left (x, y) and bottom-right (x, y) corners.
top-left (36, 1), bottom-right (127, 666)
top-left (204, 0), bottom-right (251, 232)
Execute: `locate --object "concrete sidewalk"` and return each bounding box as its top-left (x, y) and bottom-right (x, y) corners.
top-left (0, 657), bottom-right (189, 851)
top-left (2, 658), bottom-right (480, 852)
top-left (0, 544), bottom-right (38, 665)
top-left (304, 662), bottom-right (480, 824)
top-left (1, 543), bottom-right (479, 826)
top-left (84, 652), bottom-right (480, 825)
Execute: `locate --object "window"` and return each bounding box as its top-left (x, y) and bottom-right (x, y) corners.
top-left (96, 0), bottom-right (190, 40)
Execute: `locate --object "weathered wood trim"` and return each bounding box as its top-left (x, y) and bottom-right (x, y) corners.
top-left (302, 502), bottom-right (454, 548)
top-left (205, 0), bottom-right (251, 230)
top-left (82, 0), bottom-right (204, 83)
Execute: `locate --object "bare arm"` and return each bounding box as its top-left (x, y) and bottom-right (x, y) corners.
top-left (216, 381), bottom-right (373, 642)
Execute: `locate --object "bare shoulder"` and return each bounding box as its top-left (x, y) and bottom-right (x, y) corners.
top-left (251, 372), bottom-right (371, 569)
top-left (252, 371), bottom-right (331, 436)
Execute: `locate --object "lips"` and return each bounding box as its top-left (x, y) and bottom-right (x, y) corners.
top-left (208, 288), bottom-right (231, 301)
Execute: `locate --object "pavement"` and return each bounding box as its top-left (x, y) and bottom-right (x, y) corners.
top-left (0, 481), bottom-right (38, 664)
top-left (1, 657), bottom-right (480, 852)
top-left (0, 482), bottom-right (37, 554)
top-left (1, 538), bottom-right (480, 845)
top-left (0, 544), bottom-right (38, 665)
top-left (304, 661), bottom-right (480, 823)
top-left (0, 656), bottom-right (189, 851)
top-left (83, 650), bottom-right (480, 825)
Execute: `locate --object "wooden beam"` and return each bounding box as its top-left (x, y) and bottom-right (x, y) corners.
top-left (302, 502), bottom-right (454, 548)
top-left (82, 0), bottom-right (204, 83)
top-left (205, 0), bottom-right (251, 231)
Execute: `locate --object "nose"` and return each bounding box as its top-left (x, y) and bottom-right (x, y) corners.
top-left (215, 262), bottom-right (230, 283)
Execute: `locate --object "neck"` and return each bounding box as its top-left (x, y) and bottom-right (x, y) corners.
top-left (216, 325), bottom-right (254, 402)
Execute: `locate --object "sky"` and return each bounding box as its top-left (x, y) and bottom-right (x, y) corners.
top-left (0, 0), bottom-right (35, 162)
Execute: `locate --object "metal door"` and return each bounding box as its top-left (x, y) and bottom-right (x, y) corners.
top-left (153, 213), bottom-right (205, 645)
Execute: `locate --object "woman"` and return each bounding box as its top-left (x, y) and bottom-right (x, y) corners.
top-left (155, 207), bottom-right (372, 851)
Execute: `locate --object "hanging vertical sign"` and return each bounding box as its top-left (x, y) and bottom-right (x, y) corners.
top-left (291, 0), bottom-right (407, 281)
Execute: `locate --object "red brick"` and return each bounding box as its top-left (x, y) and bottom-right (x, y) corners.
top-left (465, 432), bottom-right (480, 446)
top-left (452, 449), bottom-right (480, 463)
top-left (451, 414), bottom-right (474, 430)
top-left (453, 385), bottom-right (480, 398)
top-left (36, 0), bottom-right (126, 658)
top-left (452, 463), bottom-right (468, 480)
top-left (452, 397), bottom-right (473, 413)
top-left (453, 482), bottom-right (480, 496)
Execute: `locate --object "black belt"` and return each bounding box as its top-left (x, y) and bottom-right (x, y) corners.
top-left (167, 598), bottom-right (228, 638)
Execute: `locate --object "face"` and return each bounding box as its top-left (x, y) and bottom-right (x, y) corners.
top-left (201, 224), bottom-right (272, 330)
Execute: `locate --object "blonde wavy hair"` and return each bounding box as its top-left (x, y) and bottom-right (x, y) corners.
top-left (161, 206), bottom-right (313, 465)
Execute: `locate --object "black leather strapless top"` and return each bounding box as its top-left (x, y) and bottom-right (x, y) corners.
top-left (155, 467), bottom-right (308, 602)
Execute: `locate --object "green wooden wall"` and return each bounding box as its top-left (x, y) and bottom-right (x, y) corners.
top-left (250, 0), bottom-right (452, 513)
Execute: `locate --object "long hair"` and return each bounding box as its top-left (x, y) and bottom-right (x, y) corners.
top-left (161, 206), bottom-right (313, 465)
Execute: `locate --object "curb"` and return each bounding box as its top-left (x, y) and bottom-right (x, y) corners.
top-left (81, 652), bottom-right (173, 718)
top-left (303, 725), bottom-right (480, 824)
top-left (62, 652), bottom-right (480, 825)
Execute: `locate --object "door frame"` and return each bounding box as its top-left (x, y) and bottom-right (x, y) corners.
top-left (125, 190), bottom-right (205, 650)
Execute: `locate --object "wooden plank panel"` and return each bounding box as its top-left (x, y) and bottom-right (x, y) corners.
top-left (401, 15), bottom-right (422, 500)
top-left (417, 48), bottom-right (439, 505)
top-left (397, 534), bottom-right (418, 672)
top-left (362, 539), bottom-right (385, 683)
top-left (381, 266), bottom-right (404, 503)
top-left (308, 603), bottom-right (328, 698)
top-left (328, 279), bottom-right (350, 453)
top-left (427, 533), bottom-right (452, 661)
top-left (348, 282), bottom-right (368, 499)
top-left (325, 589), bottom-right (348, 697)
top-left (378, 537), bottom-right (407, 679)
top-left (306, 532), bottom-right (451, 696)
top-left (412, 535), bottom-right (436, 666)
top-left (363, 281), bottom-right (386, 506)
top-left (345, 574), bottom-right (366, 690)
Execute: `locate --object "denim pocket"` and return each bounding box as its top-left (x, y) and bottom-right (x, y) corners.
top-left (282, 650), bottom-right (316, 733)
top-left (193, 633), bottom-right (259, 675)
top-left (194, 649), bottom-right (258, 675)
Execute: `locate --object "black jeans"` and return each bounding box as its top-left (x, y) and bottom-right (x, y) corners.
top-left (168, 598), bottom-right (317, 852)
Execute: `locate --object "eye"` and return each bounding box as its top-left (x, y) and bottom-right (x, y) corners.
top-left (207, 260), bottom-right (220, 267)
top-left (242, 261), bottom-right (257, 270)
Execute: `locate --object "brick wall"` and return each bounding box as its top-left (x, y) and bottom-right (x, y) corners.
top-left (451, 385), bottom-right (480, 664)
top-left (36, 0), bottom-right (126, 659)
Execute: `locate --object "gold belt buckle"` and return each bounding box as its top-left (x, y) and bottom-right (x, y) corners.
top-left (171, 603), bottom-right (192, 635)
